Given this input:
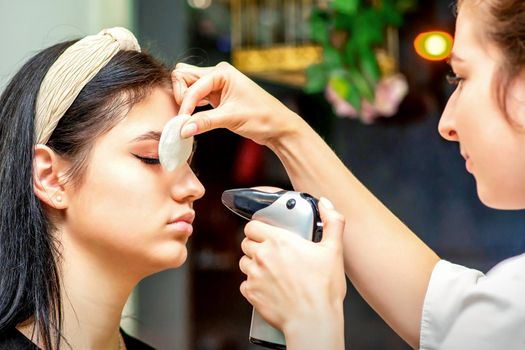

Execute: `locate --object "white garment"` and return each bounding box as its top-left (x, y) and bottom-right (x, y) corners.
top-left (419, 255), bottom-right (525, 349)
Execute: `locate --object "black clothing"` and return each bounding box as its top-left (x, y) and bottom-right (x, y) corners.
top-left (122, 330), bottom-right (155, 350)
top-left (0, 327), bottom-right (155, 349)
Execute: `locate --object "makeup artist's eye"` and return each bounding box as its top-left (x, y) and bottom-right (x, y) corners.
top-left (133, 154), bottom-right (160, 165)
top-left (446, 72), bottom-right (464, 86)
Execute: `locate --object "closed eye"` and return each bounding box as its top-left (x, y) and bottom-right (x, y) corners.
top-left (446, 73), bottom-right (464, 86)
top-left (133, 141), bottom-right (198, 169)
top-left (133, 154), bottom-right (160, 165)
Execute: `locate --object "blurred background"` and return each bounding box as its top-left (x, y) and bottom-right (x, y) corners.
top-left (2, 0), bottom-right (525, 349)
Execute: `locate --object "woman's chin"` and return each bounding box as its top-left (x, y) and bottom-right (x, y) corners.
top-left (163, 246), bottom-right (188, 269)
top-left (143, 245), bottom-right (189, 274)
top-left (477, 186), bottom-right (525, 210)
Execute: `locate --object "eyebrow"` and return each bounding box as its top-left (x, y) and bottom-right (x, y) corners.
top-left (448, 52), bottom-right (465, 64)
top-left (129, 131), bottom-right (162, 143)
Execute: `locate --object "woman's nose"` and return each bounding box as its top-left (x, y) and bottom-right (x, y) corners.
top-left (169, 164), bottom-right (205, 202)
top-left (438, 100), bottom-right (459, 142)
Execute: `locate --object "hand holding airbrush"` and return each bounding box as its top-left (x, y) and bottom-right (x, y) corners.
top-left (222, 188), bottom-right (346, 350)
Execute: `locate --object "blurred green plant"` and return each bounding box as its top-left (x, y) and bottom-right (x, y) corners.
top-left (306, 0), bottom-right (417, 112)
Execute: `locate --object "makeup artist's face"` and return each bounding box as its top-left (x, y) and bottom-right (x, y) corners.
top-left (438, 4), bottom-right (525, 209)
top-left (64, 87), bottom-right (205, 275)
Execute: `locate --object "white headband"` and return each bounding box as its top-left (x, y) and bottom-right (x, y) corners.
top-left (34, 27), bottom-right (141, 144)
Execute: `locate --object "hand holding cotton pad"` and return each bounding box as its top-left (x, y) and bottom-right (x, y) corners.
top-left (159, 114), bottom-right (194, 171)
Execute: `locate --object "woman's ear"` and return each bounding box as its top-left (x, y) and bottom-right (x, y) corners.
top-left (33, 144), bottom-right (69, 209)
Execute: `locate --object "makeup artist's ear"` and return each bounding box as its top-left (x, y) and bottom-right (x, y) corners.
top-left (33, 144), bottom-right (69, 209)
top-left (508, 68), bottom-right (525, 127)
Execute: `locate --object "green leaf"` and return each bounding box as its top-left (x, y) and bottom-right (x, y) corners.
top-left (350, 13), bottom-right (383, 54)
top-left (361, 9), bottom-right (384, 44)
top-left (310, 10), bottom-right (329, 45)
top-left (347, 84), bottom-right (362, 111)
top-left (305, 64), bottom-right (328, 93)
top-left (359, 49), bottom-right (381, 83)
top-left (329, 72), bottom-right (351, 99)
top-left (342, 35), bottom-right (358, 66)
top-left (379, 1), bottom-right (403, 26)
top-left (332, 0), bottom-right (359, 15)
top-left (323, 46), bottom-right (343, 69)
top-left (329, 72), bottom-right (361, 111)
top-left (349, 68), bottom-right (375, 102)
top-left (334, 13), bottom-right (355, 30)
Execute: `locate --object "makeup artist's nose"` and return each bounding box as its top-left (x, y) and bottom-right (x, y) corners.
top-left (169, 164), bottom-right (205, 202)
top-left (438, 99), bottom-right (459, 142)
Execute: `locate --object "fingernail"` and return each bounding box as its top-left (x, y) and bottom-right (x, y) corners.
top-left (181, 122), bottom-right (198, 138)
top-left (319, 197), bottom-right (335, 210)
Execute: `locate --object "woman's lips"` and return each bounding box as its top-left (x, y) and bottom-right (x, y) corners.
top-left (168, 212), bottom-right (195, 235)
top-left (168, 221), bottom-right (193, 235)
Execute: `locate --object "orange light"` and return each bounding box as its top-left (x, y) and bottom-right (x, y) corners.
top-left (414, 31), bottom-right (454, 61)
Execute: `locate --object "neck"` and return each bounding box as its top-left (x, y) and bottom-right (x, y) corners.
top-left (19, 230), bottom-right (142, 349)
top-left (61, 242), bottom-right (134, 349)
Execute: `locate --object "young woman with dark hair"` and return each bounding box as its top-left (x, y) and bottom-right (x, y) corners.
top-left (0, 27), bottom-right (345, 350)
top-left (0, 29), bottom-right (205, 349)
top-left (173, 0), bottom-right (525, 348)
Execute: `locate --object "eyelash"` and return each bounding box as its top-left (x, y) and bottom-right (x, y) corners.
top-left (446, 72), bottom-right (464, 86)
top-left (134, 155), bottom-right (160, 165)
top-left (132, 141), bottom-right (199, 169)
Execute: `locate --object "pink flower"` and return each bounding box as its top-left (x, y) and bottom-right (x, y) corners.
top-left (325, 74), bottom-right (409, 124)
top-left (374, 74), bottom-right (409, 117)
top-left (325, 86), bottom-right (359, 119)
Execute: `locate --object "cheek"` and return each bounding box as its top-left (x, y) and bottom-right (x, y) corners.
top-left (64, 157), bottom-right (190, 272)
top-left (471, 126), bottom-right (525, 208)
top-left (67, 154), bottom-right (166, 249)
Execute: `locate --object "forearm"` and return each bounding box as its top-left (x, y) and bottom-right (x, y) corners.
top-left (268, 112), bottom-right (440, 349)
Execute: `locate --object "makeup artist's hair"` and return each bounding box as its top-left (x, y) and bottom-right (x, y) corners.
top-left (0, 40), bottom-right (171, 349)
top-left (458, 0), bottom-right (525, 116)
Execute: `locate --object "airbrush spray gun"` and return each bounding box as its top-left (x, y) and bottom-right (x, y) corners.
top-left (221, 188), bottom-right (323, 349)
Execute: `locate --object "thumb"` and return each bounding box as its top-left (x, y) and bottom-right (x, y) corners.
top-left (318, 197), bottom-right (345, 246)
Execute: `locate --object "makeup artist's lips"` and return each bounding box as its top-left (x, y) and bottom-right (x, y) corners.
top-left (461, 153), bottom-right (473, 173)
top-left (167, 211), bottom-right (195, 235)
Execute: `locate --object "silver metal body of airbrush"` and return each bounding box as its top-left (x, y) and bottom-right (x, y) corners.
top-left (221, 188), bottom-right (323, 349)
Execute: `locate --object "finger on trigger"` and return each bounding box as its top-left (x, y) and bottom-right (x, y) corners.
top-left (244, 221), bottom-right (268, 243)
top-left (318, 197), bottom-right (345, 245)
top-left (239, 255), bottom-right (251, 275)
top-left (239, 280), bottom-right (249, 300)
top-left (241, 237), bottom-right (258, 258)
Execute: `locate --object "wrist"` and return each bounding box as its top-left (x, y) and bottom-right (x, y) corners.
top-left (266, 110), bottom-right (311, 155)
top-left (282, 302), bottom-right (345, 350)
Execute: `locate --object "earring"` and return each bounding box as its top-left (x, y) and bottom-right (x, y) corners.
top-left (56, 195), bottom-right (62, 203)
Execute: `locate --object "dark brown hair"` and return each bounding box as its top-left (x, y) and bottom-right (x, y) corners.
top-left (459, 0), bottom-right (525, 117)
top-left (0, 39), bottom-right (171, 349)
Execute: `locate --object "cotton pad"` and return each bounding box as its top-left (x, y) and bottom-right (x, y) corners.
top-left (159, 114), bottom-right (194, 172)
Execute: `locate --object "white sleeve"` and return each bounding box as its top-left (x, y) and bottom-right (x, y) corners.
top-left (419, 256), bottom-right (525, 350)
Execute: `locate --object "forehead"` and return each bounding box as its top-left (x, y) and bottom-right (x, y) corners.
top-left (454, 6), bottom-right (482, 55)
top-left (453, 5), bottom-right (501, 63)
top-left (126, 88), bottom-right (177, 126)
top-left (103, 87), bottom-right (179, 141)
